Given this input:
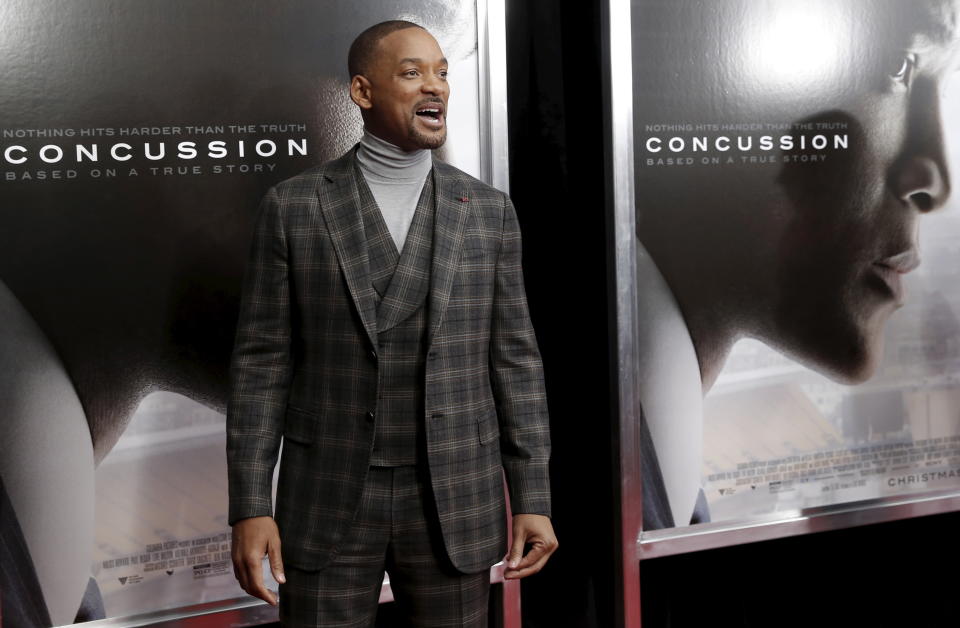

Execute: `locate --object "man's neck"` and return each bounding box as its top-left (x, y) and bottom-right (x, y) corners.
top-left (356, 130), bottom-right (432, 183)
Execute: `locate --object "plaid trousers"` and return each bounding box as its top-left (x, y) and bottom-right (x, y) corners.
top-left (279, 465), bottom-right (490, 627)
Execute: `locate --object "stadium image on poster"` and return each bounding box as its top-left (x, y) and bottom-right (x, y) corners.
top-left (631, 0), bottom-right (960, 531)
top-left (0, 1), bottom-right (482, 624)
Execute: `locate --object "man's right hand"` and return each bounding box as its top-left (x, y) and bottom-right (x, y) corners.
top-left (231, 516), bottom-right (286, 606)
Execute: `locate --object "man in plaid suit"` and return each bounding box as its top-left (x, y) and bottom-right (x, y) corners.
top-left (227, 20), bottom-right (556, 626)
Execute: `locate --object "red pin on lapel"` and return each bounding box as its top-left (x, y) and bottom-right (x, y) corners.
top-left (459, 196), bottom-right (469, 202)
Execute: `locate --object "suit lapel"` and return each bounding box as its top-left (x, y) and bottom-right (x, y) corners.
top-left (427, 159), bottom-right (471, 346)
top-left (317, 146), bottom-right (378, 348)
top-left (354, 165), bottom-right (400, 300)
top-left (376, 170), bottom-right (435, 332)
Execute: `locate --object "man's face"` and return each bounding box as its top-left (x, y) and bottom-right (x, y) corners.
top-left (766, 0), bottom-right (959, 382)
top-left (636, 0), bottom-right (960, 384)
top-left (354, 27), bottom-right (450, 151)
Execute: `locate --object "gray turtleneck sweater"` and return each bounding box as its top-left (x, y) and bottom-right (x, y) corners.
top-left (355, 130), bottom-right (432, 251)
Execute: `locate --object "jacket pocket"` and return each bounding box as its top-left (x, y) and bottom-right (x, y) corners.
top-left (283, 405), bottom-right (316, 445)
top-left (477, 410), bottom-right (500, 445)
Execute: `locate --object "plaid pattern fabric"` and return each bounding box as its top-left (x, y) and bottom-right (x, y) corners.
top-left (279, 466), bottom-right (489, 628)
top-left (364, 169), bottom-right (435, 334)
top-left (360, 170), bottom-right (434, 466)
top-left (227, 146), bottom-right (550, 573)
top-left (357, 167), bottom-right (403, 302)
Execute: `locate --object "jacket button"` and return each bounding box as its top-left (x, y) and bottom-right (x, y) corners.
top-left (428, 352), bottom-right (437, 361)
top-left (365, 410), bottom-right (376, 422)
top-left (369, 349), bottom-right (378, 362)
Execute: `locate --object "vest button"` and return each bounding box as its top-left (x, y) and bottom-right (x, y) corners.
top-left (365, 410), bottom-right (376, 422)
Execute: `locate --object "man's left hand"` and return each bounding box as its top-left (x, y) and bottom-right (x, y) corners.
top-left (503, 513), bottom-right (558, 579)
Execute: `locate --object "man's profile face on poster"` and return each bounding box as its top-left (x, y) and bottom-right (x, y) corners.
top-left (635, 0), bottom-right (960, 385)
top-left (768, 0), bottom-right (958, 382)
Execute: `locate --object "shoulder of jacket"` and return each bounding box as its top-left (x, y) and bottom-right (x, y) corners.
top-left (432, 158), bottom-right (509, 203)
top-left (271, 163), bottom-right (330, 196)
top-left (272, 146), bottom-right (358, 196)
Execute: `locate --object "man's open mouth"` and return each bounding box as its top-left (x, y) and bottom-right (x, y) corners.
top-left (415, 104), bottom-right (444, 124)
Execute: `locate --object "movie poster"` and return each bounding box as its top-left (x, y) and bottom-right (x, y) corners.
top-left (0, 1), bottom-right (482, 624)
top-left (631, 0), bottom-right (960, 531)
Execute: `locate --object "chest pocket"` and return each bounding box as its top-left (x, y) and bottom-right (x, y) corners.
top-left (478, 411), bottom-right (500, 445)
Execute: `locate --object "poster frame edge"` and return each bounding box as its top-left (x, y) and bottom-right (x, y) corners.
top-left (638, 488), bottom-right (960, 561)
top-left (603, 0), bottom-right (643, 626)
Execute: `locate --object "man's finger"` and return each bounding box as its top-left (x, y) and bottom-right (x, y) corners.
top-left (503, 552), bottom-right (551, 580)
top-left (232, 542), bottom-right (250, 592)
top-left (506, 537), bottom-right (559, 578)
top-left (503, 541), bottom-right (550, 580)
top-left (233, 554), bottom-right (248, 592)
top-left (268, 536), bottom-right (286, 584)
top-left (244, 555), bottom-right (278, 606)
top-left (506, 530), bottom-right (526, 570)
top-left (515, 540), bottom-right (549, 570)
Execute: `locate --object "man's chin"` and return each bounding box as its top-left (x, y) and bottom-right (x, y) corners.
top-left (417, 135), bottom-right (447, 151)
top-left (823, 354), bottom-right (881, 386)
top-left (796, 333), bottom-right (885, 386)
top-left (770, 296), bottom-right (894, 385)
top-left (408, 126), bottom-right (447, 151)
top-left (764, 315), bottom-right (886, 386)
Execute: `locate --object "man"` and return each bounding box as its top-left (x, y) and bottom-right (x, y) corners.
top-left (631, 0), bottom-right (959, 529)
top-left (227, 21), bottom-right (556, 626)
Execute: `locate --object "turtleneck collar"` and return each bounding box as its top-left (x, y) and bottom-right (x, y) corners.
top-left (356, 129), bottom-right (432, 183)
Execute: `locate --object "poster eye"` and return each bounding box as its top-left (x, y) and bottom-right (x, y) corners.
top-left (889, 52), bottom-right (917, 86)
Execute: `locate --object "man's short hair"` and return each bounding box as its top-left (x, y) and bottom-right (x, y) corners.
top-left (348, 20), bottom-right (425, 78)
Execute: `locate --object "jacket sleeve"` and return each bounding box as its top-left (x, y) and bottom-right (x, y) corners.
top-left (489, 196), bottom-right (552, 517)
top-left (226, 186), bottom-right (292, 524)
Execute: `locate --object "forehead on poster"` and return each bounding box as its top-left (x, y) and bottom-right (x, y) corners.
top-left (635, 0), bottom-right (960, 114)
top-left (633, 0), bottom-right (960, 389)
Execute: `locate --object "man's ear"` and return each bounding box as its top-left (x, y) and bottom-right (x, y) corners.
top-left (350, 75), bottom-right (373, 110)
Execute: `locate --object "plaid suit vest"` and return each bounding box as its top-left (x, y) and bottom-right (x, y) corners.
top-left (357, 169), bottom-right (434, 466)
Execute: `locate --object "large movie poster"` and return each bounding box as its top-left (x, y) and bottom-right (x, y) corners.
top-left (0, 1), bottom-right (481, 624)
top-left (631, 0), bottom-right (960, 531)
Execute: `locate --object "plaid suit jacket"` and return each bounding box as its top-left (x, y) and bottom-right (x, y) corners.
top-left (226, 146), bottom-right (551, 574)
